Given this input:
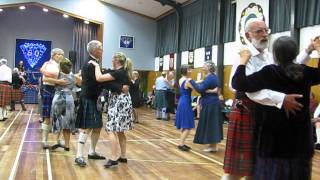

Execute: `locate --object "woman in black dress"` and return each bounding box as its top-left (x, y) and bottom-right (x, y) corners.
top-left (232, 36), bottom-right (320, 180)
top-left (129, 70), bottom-right (141, 123)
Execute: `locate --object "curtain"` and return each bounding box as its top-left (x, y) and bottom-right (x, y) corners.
top-left (296, 0), bottom-right (320, 28)
top-left (72, 19), bottom-right (98, 72)
top-left (155, 13), bottom-right (178, 57)
top-left (180, 0), bottom-right (203, 51)
top-left (223, 0), bottom-right (236, 42)
top-left (200, 0), bottom-right (220, 46)
top-left (269, 0), bottom-right (291, 33)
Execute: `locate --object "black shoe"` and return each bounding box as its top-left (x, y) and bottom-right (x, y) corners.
top-left (156, 118), bottom-right (161, 120)
top-left (88, 153), bottom-right (106, 160)
top-left (117, 157), bottom-right (128, 163)
top-left (75, 157), bottom-right (87, 167)
top-left (51, 143), bottom-right (64, 150)
top-left (178, 145), bottom-right (189, 151)
top-left (64, 147), bottom-right (70, 151)
top-left (315, 143), bottom-right (320, 150)
top-left (104, 159), bottom-right (118, 168)
top-left (183, 145), bottom-right (191, 150)
top-left (42, 144), bottom-right (49, 149)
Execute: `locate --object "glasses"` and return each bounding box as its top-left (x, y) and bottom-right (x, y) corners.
top-left (251, 28), bottom-right (271, 35)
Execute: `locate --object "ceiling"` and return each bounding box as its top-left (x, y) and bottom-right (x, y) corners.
top-left (100, 0), bottom-right (189, 19)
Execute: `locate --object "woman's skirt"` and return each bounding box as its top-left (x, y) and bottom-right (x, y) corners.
top-left (51, 91), bottom-right (75, 132)
top-left (254, 156), bottom-right (311, 180)
top-left (106, 93), bottom-right (133, 132)
top-left (0, 84), bottom-right (11, 107)
top-left (193, 102), bottom-right (223, 144)
top-left (223, 98), bottom-right (255, 176)
top-left (76, 97), bottom-right (102, 129)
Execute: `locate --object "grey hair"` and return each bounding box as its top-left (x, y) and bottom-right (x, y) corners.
top-left (205, 61), bottom-right (216, 73)
top-left (87, 40), bottom-right (102, 56)
top-left (0, 58), bottom-right (7, 65)
top-left (13, 67), bottom-right (19, 73)
top-left (51, 48), bottom-right (64, 58)
top-left (244, 18), bottom-right (264, 33)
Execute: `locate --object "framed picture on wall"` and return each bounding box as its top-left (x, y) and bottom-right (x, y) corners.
top-left (119, 35), bottom-right (134, 49)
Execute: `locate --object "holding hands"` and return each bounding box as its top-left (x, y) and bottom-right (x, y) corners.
top-left (239, 48), bottom-right (251, 65)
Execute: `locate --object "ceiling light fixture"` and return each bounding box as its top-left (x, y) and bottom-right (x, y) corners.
top-left (0, 9), bottom-right (3, 12)
top-left (84, 20), bottom-right (90, 24)
top-left (43, 8), bottom-right (48, 12)
top-left (63, 14), bottom-right (69, 18)
top-left (19, 6), bottom-right (26, 10)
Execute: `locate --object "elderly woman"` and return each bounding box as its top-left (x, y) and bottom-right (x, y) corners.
top-left (40, 48), bottom-right (64, 149)
top-left (188, 61), bottom-right (223, 152)
top-left (0, 58), bottom-right (12, 121)
top-left (10, 68), bottom-right (26, 111)
top-left (89, 52), bottom-right (133, 168)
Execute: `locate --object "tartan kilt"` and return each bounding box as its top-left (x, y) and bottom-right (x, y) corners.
top-left (223, 99), bottom-right (256, 176)
top-left (11, 88), bottom-right (23, 102)
top-left (155, 90), bottom-right (167, 109)
top-left (42, 85), bottom-right (55, 118)
top-left (75, 97), bottom-right (102, 129)
top-left (0, 84), bottom-right (12, 107)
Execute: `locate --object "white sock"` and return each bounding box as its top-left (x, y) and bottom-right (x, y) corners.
top-left (42, 123), bottom-right (50, 146)
top-left (76, 132), bottom-right (88, 158)
top-left (3, 108), bottom-right (7, 118)
top-left (316, 128), bottom-right (320, 144)
top-left (89, 132), bottom-right (99, 155)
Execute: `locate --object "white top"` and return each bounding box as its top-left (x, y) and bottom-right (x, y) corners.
top-left (229, 43), bottom-right (310, 109)
top-left (0, 64), bottom-right (12, 83)
top-left (41, 59), bottom-right (60, 86)
top-left (314, 104), bottom-right (320, 118)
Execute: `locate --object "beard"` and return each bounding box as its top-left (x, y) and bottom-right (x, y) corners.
top-left (251, 38), bottom-right (268, 50)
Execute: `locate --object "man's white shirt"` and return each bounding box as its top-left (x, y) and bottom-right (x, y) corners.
top-left (229, 43), bottom-right (310, 109)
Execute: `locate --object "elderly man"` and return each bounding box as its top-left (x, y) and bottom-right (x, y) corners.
top-left (222, 18), bottom-right (320, 180)
top-left (154, 72), bottom-right (171, 120)
top-left (0, 58), bottom-right (12, 121)
top-left (40, 48), bottom-right (64, 149)
top-left (75, 40), bottom-right (125, 167)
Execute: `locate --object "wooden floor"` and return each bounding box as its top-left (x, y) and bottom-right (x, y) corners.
top-left (0, 105), bottom-right (319, 180)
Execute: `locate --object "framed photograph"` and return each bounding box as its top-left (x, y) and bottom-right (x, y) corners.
top-left (119, 35), bottom-right (134, 49)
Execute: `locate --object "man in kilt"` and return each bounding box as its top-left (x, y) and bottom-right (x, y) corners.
top-left (0, 58), bottom-right (12, 121)
top-left (75, 40), bottom-right (125, 167)
top-left (154, 72), bottom-right (170, 120)
top-left (222, 18), bottom-right (318, 180)
top-left (10, 68), bottom-right (26, 111)
top-left (40, 48), bottom-right (64, 149)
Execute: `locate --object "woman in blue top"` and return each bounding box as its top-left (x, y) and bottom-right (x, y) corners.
top-left (175, 65), bottom-right (195, 151)
top-left (189, 61), bottom-right (223, 152)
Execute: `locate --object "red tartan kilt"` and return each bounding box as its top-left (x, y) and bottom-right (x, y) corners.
top-left (223, 107), bottom-right (256, 176)
top-left (11, 88), bottom-right (23, 102)
top-left (0, 84), bottom-right (12, 107)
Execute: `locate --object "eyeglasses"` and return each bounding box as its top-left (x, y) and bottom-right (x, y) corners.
top-left (251, 28), bottom-right (271, 35)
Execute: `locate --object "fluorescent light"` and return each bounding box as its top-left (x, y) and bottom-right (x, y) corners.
top-left (84, 20), bottom-right (90, 24)
top-left (0, 9), bottom-right (3, 12)
top-left (42, 8), bottom-right (48, 12)
top-left (19, 6), bottom-right (26, 10)
top-left (63, 14), bottom-right (69, 18)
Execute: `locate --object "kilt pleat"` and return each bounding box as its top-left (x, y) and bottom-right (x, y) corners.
top-left (0, 84), bottom-right (12, 107)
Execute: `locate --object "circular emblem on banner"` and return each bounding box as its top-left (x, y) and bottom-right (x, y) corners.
top-left (238, 3), bottom-right (265, 45)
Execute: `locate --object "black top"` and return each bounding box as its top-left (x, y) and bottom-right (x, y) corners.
top-left (80, 58), bottom-right (122, 100)
top-left (12, 73), bottom-right (23, 89)
top-left (232, 64), bottom-right (320, 159)
top-left (130, 79), bottom-right (142, 107)
top-left (108, 67), bottom-right (130, 86)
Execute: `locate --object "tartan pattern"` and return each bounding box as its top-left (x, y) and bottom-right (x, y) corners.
top-left (0, 84), bottom-right (12, 107)
top-left (75, 97), bottom-right (102, 129)
top-left (155, 90), bottom-right (167, 109)
top-left (42, 85), bottom-right (55, 118)
top-left (223, 98), bottom-right (255, 176)
top-left (254, 156), bottom-right (311, 180)
top-left (11, 88), bottom-right (23, 102)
